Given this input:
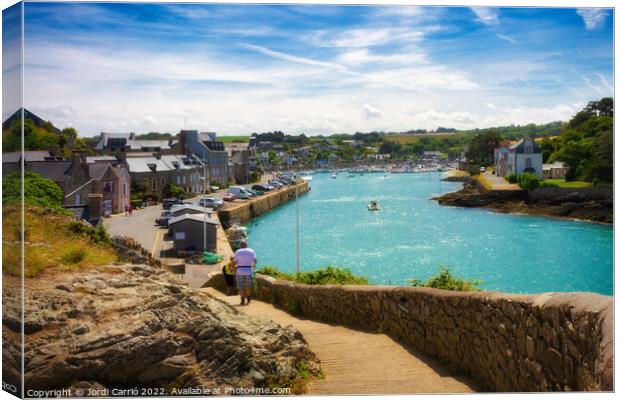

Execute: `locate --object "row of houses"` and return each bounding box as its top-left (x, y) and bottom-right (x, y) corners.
top-left (493, 138), bottom-right (566, 179)
top-left (2, 151), bottom-right (131, 224)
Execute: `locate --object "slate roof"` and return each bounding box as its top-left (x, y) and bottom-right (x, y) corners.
top-left (25, 161), bottom-right (74, 182)
top-left (3, 151), bottom-right (53, 163)
top-left (125, 157), bottom-right (172, 173)
top-left (168, 213), bottom-right (219, 226)
top-left (88, 163), bottom-right (111, 180)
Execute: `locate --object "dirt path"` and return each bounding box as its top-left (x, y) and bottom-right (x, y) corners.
top-left (203, 288), bottom-right (477, 395)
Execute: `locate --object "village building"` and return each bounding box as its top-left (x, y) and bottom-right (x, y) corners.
top-left (542, 161), bottom-right (568, 179)
top-left (125, 156), bottom-right (172, 198)
top-left (160, 154), bottom-right (204, 195)
top-left (168, 214), bottom-right (219, 255)
top-left (87, 162), bottom-right (131, 216)
top-left (173, 130), bottom-right (233, 186)
top-left (494, 138), bottom-right (543, 178)
top-left (94, 132), bottom-right (171, 155)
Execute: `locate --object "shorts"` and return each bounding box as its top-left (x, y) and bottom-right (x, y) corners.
top-left (236, 273), bottom-right (253, 290)
top-left (224, 273), bottom-right (235, 288)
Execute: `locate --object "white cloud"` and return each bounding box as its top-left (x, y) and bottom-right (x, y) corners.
top-left (470, 7), bottom-right (499, 26)
top-left (496, 34), bottom-right (517, 44)
top-left (485, 103), bottom-right (497, 110)
top-left (596, 73), bottom-right (613, 92)
top-left (362, 104), bottom-right (382, 119)
top-left (576, 9), bottom-right (609, 31)
top-left (143, 115), bottom-right (159, 125)
top-left (240, 43), bottom-right (354, 75)
top-left (582, 75), bottom-right (604, 95)
top-left (338, 48), bottom-right (427, 65)
top-left (308, 27), bottom-right (427, 48)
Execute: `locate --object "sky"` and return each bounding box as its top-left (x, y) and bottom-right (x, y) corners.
top-left (3, 2), bottom-right (614, 136)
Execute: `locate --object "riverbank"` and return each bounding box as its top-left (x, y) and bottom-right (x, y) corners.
top-left (434, 178), bottom-right (613, 224)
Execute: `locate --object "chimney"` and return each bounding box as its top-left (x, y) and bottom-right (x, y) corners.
top-left (88, 193), bottom-right (103, 225)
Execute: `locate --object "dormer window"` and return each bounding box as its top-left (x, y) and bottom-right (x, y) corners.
top-left (147, 163), bottom-right (157, 172)
top-left (525, 145), bottom-right (532, 154)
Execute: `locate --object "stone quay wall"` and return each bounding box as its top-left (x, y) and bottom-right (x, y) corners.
top-left (206, 274), bottom-right (613, 392)
top-left (217, 182), bottom-right (309, 228)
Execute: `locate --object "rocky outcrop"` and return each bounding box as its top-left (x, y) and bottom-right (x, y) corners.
top-left (434, 180), bottom-right (612, 223)
top-left (2, 263), bottom-right (318, 395)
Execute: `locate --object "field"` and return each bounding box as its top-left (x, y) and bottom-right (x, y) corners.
top-left (217, 135), bottom-right (249, 143)
top-left (544, 179), bottom-right (592, 188)
top-left (384, 133), bottom-right (465, 144)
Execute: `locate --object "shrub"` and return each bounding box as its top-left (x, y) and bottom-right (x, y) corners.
top-left (409, 266), bottom-right (482, 291)
top-left (505, 173), bottom-right (518, 183)
top-left (62, 248), bottom-right (86, 264)
top-left (256, 265), bottom-right (368, 285)
top-left (3, 171), bottom-right (64, 210)
top-left (517, 172), bottom-right (541, 190)
top-left (466, 164), bottom-right (481, 176)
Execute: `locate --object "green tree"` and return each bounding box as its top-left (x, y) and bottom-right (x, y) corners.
top-left (465, 131), bottom-right (503, 167)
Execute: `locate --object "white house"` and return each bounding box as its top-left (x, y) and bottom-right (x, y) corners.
top-left (495, 138), bottom-right (543, 178)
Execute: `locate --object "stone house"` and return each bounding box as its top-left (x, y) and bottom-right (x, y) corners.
top-left (125, 156), bottom-right (172, 198)
top-left (160, 154), bottom-right (204, 196)
top-left (173, 130), bottom-right (232, 186)
top-left (87, 162), bottom-right (131, 216)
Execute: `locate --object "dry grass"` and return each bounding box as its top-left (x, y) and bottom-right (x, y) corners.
top-left (384, 133), bottom-right (465, 144)
top-left (2, 205), bottom-right (117, 277)
top-left (475, 174), bottom-right (493, 190)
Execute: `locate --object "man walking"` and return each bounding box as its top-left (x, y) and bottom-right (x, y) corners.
top-left (232, 240), bottom-right (257, 306)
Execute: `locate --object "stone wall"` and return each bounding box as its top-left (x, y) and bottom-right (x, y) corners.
top-left (217, 182), bottom-right (309, 228)
top-left (206, 274), bottom-right (613, 392)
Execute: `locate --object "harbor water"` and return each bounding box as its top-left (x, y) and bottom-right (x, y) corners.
top-left (247, 172), bottom-right (613, 295)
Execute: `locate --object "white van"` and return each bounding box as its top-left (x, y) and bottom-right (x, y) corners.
top-left (227, 186), bottom-right (252, 199)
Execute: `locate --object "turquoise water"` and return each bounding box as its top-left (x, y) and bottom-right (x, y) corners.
top-left (247, 173), bottom-right (613, 295)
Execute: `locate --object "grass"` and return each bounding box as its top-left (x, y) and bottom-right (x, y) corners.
top-left (2, 205), bottom-right (117, 277)
top-left (475, 174), bottom-right (493, 190)
top-left (257, 265), bottom-right (369, 285)
top-left (384, 132), bottom-right (465, 144)
top-left (217, 135), bottom-right (249, 143)
top-left (544, 179), bottom-right (592, 188)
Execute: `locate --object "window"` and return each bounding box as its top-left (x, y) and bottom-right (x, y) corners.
top-left (122, 184), bottom-right (126, 195)
top-left (176, 176), bottom-right (181, 185)
top-left (152, 178), bottom-right (157, 190)
top-left (161, 178), bottom-right (165, 187)
top-left (75, 194), bottom-right (81, 205)
top-left (66, 177), bottom-right (73, 188)
top-left (525, 158), bottom-right (532, 167)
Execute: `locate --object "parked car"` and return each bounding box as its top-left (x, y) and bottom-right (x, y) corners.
top-left (267, 180), bottom-right (282, 188)
top-left (162, 198), bottom-right (189, 210)
top-left (223, 193), bottom-right (236, 202)
top-left (199, 197), bottom-right (224, 209)
top-left (252, 184), bottom-right (272, 192)
top-left (246, 189), bottom-right (260, 197)
top-left (156, 211), bottom-right (172, 226)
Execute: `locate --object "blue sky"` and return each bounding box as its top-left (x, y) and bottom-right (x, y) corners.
top-left (10, 3), bottom-right (614, 136)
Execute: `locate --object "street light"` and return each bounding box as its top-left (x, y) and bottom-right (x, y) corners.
top-left (202, 150), bottom-right (208, 253)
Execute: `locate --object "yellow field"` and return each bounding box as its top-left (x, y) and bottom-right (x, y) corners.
top-left (384, 133), bottom-right (465, 144)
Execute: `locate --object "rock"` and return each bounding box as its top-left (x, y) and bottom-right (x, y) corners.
top-left (12, 263), bottom-right (318, 393)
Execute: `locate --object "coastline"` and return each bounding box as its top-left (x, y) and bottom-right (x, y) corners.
top-left (433, 177), bottom-right (613, 225)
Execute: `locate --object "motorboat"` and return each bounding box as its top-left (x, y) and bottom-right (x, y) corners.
top-left (331, 172), bottom-right (338, 179)
top-left (367, 200), bottom-right (380, 211)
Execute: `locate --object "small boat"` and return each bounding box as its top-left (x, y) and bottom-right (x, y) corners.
top-left (331, 172), bottom-right (337, 179)
top-left (367, 200), bottom-right (380, 211)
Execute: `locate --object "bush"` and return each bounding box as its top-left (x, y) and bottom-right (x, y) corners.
top-left (465, 164), bottom-right (481, 176)
top-left (257, 265), bottom-right (368, 285)
top-left (505, 173), bottom-right (518, 183)
top-left (409, 266), bottom-right (482, 291)
top-left (62, 248), bottom-right (86, 264)
top-left (162, 182), bottom-right (186, 199)
top-left (517, 172), bottom-right (541, 190)
top-left (3, 171), bottom-right (65, 210)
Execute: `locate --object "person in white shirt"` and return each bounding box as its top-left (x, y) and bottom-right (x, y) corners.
top-left (232, 240), bottom-right (257, 306)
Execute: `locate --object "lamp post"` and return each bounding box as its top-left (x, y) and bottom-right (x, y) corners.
top-left (202, 151), bottom-right (208, 253)
top-left (295, 161), bottom-right (300, 274)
